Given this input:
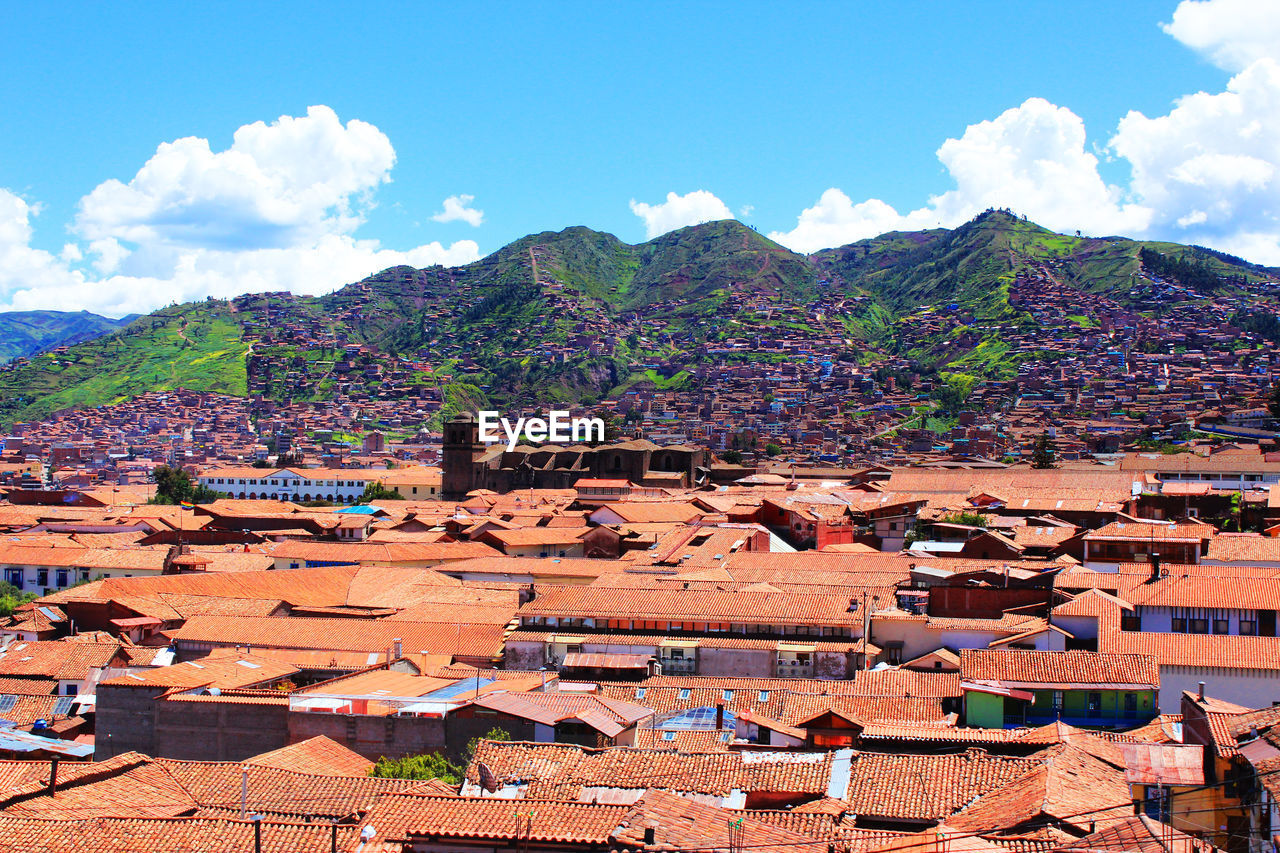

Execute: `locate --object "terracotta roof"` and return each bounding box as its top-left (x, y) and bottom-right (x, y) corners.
top-left (1056, 814), bottom-right (1222, 853)
top-left (0, 816), bottom-right (359, 853)
top-left (521, 584), bottom-right (865, 627)
top-left (0, 641), bottom-right (123, 681)
top-left (946, 746), bottom-right (1133, 833)
top-left (960, 650), bottom-right (1159, 688)
top-left (168, 615), bottom-right (507, 658)
top-left (242, 736), bottom-right (373, 776)
top-left (401, 795), bottom-right (628, 845)
top-left (843, 749), bottom-right (1042, 822)
top-left (465, 740), bottom-right (833, 799)
top-left (99, 653), bottom-right (299, 690)
top-left (613, 788), bottom-right (821, 853)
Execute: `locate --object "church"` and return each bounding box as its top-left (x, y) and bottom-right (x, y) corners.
top-left (442, 413), bottom-right (711, 499)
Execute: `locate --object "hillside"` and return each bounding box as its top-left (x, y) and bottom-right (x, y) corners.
top-left (0, 310), bottom-right (136, 363)
top-left (0, 211), bottom-right (1275, 427)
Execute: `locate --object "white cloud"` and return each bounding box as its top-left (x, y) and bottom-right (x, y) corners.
top-left (1163, 0), bottom-right (1280, 71)
top-left (629, 190), bottom-right (734, 239)
top-left (739, 204), bottom-right (755, 219)
top-left (0, 189), bottom-right (91, 307)
top-left (431, 194), bottom-right (484, 227)
top-left (771, 98), bottom-right (1149, 253)
top-left (0, 106), bottom-right (482, 315)
top-left (1110, 58), bottom-right (1280, 263)
top-left (768, 191), bottom-right (922, 254)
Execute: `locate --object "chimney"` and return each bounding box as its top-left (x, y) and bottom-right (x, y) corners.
top-left (47, 756), bottom-right (58, 797)
top-left (716, 702), bottom-right (725, 731)
top-left (393, 638), bottom-right (403, 659)
top-left (1198, 681), bottom-right (1206, 702)
top-left (644, 827), bottom-right (656, 845)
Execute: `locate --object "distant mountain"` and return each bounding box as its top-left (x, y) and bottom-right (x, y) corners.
top-left (0, 212), bottom-right (1275, 426)
top-left (0, 310), bottom-right (137, 363)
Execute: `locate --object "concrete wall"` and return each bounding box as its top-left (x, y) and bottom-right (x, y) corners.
top-left (95, 684), bottom-right (159, 759)
top-left (287, 710), bottom-right (448, 761)
top-left (1159, 664), bottom-right (1280, 713)
top-left (699, 647), bottom-right (774, 678)
top-left (155, 699), bottom-right (288, 761)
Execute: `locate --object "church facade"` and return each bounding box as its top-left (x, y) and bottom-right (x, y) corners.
top-left (442, 413), bottom-right (710, 499)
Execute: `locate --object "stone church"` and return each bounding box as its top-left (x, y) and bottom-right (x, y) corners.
top-left (442, 413), bottom-right (710, 499)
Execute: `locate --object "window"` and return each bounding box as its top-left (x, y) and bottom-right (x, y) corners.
top-left (1088, 692), bottom-right (1102, 715)
top-left (678, 688), bottom-right (691, 700)
top-left (1240, 619), bottom-right (1257, 636)
top-left (635, 688), bottom-right (646, 700)
top-left (722, 690), bottom-right (733, 702)
top-left (1189, 618), bottom-right (1208, 634)
top-left (1120, 614), bottom-right (1142, 632)
top-left (1124, 693), bottom-right (1138, 715)
top-left (1170, 616), bottom-right (1186, 632)
top-left (1213, 618), bottom-right (1230, 635)
top-left (662, 731), bottom-right (677, 741)
top-left (758, 691), bottom-right (770, 702)
top-left (1052, 690), bottom-right (1064, 710)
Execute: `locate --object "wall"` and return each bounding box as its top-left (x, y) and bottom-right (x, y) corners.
top-left (964, 691), bottom-right (1004, 728)
top-left (287, 710), bottom-right (448, 761)
top-left (154, 698), bottom-right (288, 760)
top-left (1159, 664), bottom-right (1280, 712)
top-left (95, 684), bottom-right (161, 759)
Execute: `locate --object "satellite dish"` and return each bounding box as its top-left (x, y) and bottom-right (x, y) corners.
top-left (361, 826), bottom-right (376, 840)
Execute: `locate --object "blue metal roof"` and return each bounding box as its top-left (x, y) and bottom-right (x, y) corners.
top-left (659, 706), bottom-right (736, 731)
top-left (423, 677), bottom-right (496, 700)
top-left (0, 727), bottom-right (93, 757)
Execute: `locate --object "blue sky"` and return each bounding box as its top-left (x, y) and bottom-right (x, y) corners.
top-left (1, 0), bottom-right (1277, 315)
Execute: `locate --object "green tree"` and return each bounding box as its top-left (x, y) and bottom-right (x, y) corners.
top-left (720, 449), bottom-right (744, 465)
top-left (1268, 383), bottom-right (1280, 420)
top-left (941, 512), bottom-right (988, 527)
top-left (0, 581), bottom-right (36, 618)
top-left (356, 482), bottom-right (405, 504)
top-left (764, 442), bottom-right (782, 457)
top-left (370, 727), bottom-right (510, 784)
top-left (1031, 432), bottom-right (1058, 469)
top-left (150, 464), bottom-right (220, 505)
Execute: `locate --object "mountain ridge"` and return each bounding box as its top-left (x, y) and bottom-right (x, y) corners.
top-left (0, 211), bottom-right (1275, 427)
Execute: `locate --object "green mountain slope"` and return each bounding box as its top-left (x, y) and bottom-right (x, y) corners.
top-left (0, 305), bottom-right (248, 424)
top-left (0, 211), bottom-right (1275, 426)
top-left (0, 310), bottom-right (136, 363)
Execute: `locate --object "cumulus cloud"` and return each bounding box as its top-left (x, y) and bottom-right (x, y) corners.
top-left (771, 98), bottom-right (1149, 253)
top-left (0, 106), bottom-right (481, 315)
top-left (0, 189), bottom-right (91, 307)
top-left (431, 194), bottom-right (484, 227)
top-left (1162, 0), bottom-right (1280, 71)
top-left (1109, 57), bottom-right (1280, 263)
top-left (630, 190), bottom-right (734, 239)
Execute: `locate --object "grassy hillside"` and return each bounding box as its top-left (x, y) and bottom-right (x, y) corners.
top-left (2, 211), bottom-right (1276, 426)
top-left (0, 305), bottom-right (248, 424)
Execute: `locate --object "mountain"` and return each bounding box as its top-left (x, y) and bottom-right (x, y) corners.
top-left (0, 212), bottom-right (1274, 427)
top-left (0, 310), bottom-right (137, 363)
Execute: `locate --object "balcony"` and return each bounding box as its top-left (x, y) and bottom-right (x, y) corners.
top-left (658, 657), bottom-right (697, 674)
top-left (776, 659), bottom-right (814, 678)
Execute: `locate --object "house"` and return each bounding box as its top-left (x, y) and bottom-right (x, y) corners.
top-left (959, 649), bottom-right (1159, 729)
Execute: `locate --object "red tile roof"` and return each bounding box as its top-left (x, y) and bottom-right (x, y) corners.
top-left (960, 650), bottom-right (1160, 688)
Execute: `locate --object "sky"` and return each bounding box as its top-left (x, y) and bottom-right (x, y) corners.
top-left (2, 0), bottom-right (1279, 317)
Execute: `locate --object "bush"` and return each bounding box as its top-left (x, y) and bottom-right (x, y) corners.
top-left (370, 727), bottom-right (510, 784)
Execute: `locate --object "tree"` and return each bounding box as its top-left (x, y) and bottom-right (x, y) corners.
top-left (720, 449), bottom-right (744, 465)
top-left (370, 727), bottom-right (510, 784)
top-left (356, 482), bottom-right (405, 504)
top-left (1031, 432), bottom-right (1058, 469)
top-left (0, 581), bottom-right (36, 618)
top-left (1268, 383), bottom-right (1280, 420)
top-left (764, 442), bottom-right (782, 457)
top-left (150, 464), bottom-right (220, 505)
